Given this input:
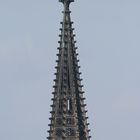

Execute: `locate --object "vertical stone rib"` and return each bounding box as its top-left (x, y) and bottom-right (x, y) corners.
top-left (48, 0), bottom-right (91, 139)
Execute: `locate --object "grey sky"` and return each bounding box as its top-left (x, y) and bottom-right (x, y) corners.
top-left (0, 0), bottom-right (140, 140)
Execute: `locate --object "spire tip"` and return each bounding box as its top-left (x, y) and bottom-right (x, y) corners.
top-left (59, 0), bottom-right (74, 4)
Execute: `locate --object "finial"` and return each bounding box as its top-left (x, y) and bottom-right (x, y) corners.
top-left (59, 0), bottom-right (74, 10)
top-left (59, 0), bottom-right (74, 4)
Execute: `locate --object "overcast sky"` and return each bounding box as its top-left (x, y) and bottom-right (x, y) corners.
top-left (0, 0), bottom-right (140, 140)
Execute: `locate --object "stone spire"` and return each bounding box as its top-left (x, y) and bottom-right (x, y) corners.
top-left (47, 0), bottom-right (91, 139)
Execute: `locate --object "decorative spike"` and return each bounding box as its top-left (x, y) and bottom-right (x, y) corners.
top-left (56, 60), bottom-right (59, 63)
top-left (71, 21), bottom-right (74, 24)
top-left (47, 130), bottom-right (53, 133)
top-left (78, 72), bottom-right (82, 75)
top-left (50, 104), bottom-right (55, 107)
top-left (81, 104), bottom-right (86, 107)
top-left (49, 117), bottom-right (53, 120)
top-left (48, 124), bottom-right (53, 126)
top-left (53, 79), bottom-right (58, 82)
top-left (52, 92), bottom-right (56, 94)
top-left (51, 98), bottom-right (56, 101)
top-left (79, 85), bottom-right (83, 88)
top-left (86, 123), bottom-right (90, 126)
top-left (85, 117), bottom-right (89, 120)
top-left (55, 66), bottom-right (59, 69)
top-left (81, 97), bottom-right (86, 100)
top-left (50, 111), bottom-right (55, 114)
top-left (78, 78), bottom-right (83, 81)
top-left (56, 53), bottom-right (61, 56)
top-left (85, 110), bottom-right (88, 113)
top-left (88, 129), bottom-right (91, 132)
top-left (53, 85), bottom-right (57, 88)
top-left (79, 91), bottom-right (85, 94)
top-left (54, 72), bottom-right (58, 75)
top-left (47, 136), bottom-right (52, 139)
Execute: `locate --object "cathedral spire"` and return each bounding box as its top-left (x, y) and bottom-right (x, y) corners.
top-left (47, 1), bottom-right (91, 139)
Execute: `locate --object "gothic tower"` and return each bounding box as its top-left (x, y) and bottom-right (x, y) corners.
top-left (47, 0), bottom-right (91, 139)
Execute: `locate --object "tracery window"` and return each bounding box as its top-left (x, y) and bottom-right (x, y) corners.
top-left (56, 118), bottom-right (63, 125)
top-left (66, 128), bottom-right (75, 136)
top-left (55, 128), bottom-right (63, 137)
